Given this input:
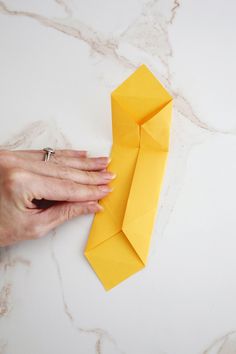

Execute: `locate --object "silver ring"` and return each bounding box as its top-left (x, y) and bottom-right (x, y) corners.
top-left (43, 147), bottom-right (55, 162)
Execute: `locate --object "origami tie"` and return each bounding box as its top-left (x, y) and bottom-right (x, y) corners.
top-left (84, 64), bottom-right (173, 290)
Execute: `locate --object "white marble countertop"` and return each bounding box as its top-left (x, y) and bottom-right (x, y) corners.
top-left (0, 0), bottom-right (236, 353)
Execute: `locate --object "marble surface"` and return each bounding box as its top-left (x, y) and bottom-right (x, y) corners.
top-left (0, 0), bottom-right (236, 353)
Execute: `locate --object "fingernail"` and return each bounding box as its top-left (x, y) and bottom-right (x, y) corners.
top-left (99, 157), bottom-right (111, 165)
top-left (102, 172), bottom-right (116, 180)
top-left (98, 185), bottom-right (112, 193)
top-left (96, 204), bottom-right (104, 211)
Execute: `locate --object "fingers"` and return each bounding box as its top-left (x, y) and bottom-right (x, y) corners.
top-left (12, 149), bottom-right (88, 160)
top-left (51, 155), bottom-right (110, 171)
top-left (29, 172), bottom-right (112, 202)
top-left (12, 149), bottom-right (110, 172)
top-left (4, 158), bottom-right (115, 185)
top-left (30, 201), bottom-right (103, 238)
top-left (0, 149), bottom-right (110, 172)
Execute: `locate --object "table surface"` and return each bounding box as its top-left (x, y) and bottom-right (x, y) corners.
top-left (0, 1), bottom-right (236, 353)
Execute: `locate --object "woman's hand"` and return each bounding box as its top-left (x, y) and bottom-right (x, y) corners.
top-left (0, 149), bottom-right (114, 246)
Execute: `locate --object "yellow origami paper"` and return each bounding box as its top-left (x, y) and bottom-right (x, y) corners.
top-left (84, 64), bottom-right (173, 290)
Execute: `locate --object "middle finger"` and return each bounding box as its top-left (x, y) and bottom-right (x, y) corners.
top-left (51, 155), bottom-right (111, 171)
top-left (13, 158), bottom-right (116, 185)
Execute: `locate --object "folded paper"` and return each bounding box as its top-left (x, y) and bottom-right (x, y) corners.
top-left (84, 64), bottom-right (173, 290)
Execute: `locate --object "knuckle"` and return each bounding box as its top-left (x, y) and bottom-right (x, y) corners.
top-left (8, 167), bottom-right (28, 182)
top-left (80, 157), bottom-right (90, 169)
top-left (85, 170), bottom-right (96, 184)
top-left (83, 203), bottom-right (97, 214)
top-left (3, 168), bottom-right (28, 193)
top-left (58, 165), bottom-right (71, 179)
top-left (62, 205), bottom-right (77, 220)
top-left (67, 181), bottom-right (78, 199)
top-left (81, 205), bottom-right (90, 215)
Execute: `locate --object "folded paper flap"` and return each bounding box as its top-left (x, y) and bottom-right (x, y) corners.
top-left (111, 96), bottom-right (140, 147)
top-left (122, 208), bottom-right (157, 265)
top-left (121, 149), bottom-right (169, 264)
top-left (85, 202), bottom-right (146, 270)
top-left (84, 205), bottom-right (120, 252)
top-left (85, 231), bottom-right (145, 290)
top-left (112, 99), bottom-right (172, 150)
top-left (112, 65), bottom-right (172, 125)
top-left (141, 100), bottom-right (173, 151)
top-left (138, 99), bottom-right (172, 126)
top-left (140, 129), bottom-right (165, 151)
top-left (85, 145), bottom-right (139, 251)
top-left (112, 65), bottom-right (172, 102)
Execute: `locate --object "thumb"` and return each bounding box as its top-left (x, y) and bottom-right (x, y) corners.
top-left (31, 201), bottom-right (103, 238)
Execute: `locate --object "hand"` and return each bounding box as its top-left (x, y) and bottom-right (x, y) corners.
top-left (0, 149), bottom-right (114, 246)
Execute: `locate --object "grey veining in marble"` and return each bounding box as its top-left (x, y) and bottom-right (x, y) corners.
top-left (0, 0), bottom-right (236, 353)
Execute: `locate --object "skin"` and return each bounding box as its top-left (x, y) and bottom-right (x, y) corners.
top-left (0, 149), bottom-right (115, 247)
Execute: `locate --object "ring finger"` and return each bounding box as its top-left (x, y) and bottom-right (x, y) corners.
top-left (13, 149), bottom-right (110, 171)
top-left (13, 149), bottom-right (88, 160)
